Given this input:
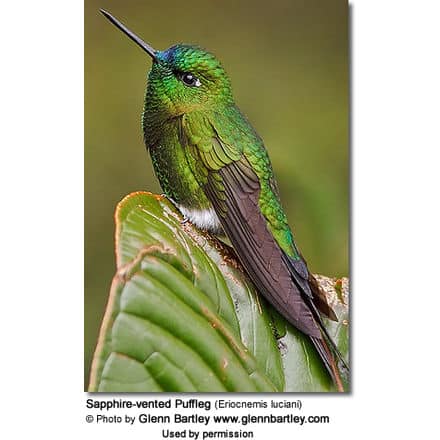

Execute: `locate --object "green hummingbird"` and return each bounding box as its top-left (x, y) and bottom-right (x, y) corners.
top-left (101, 10), bottom-right (348, 391)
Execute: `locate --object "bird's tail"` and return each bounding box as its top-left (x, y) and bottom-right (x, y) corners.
top-left (280, 253), bottom-right (350, 391)
top-left (310, 330), bottom-right (349, 392)
top-left (297, 270), bottom-right (349, 391)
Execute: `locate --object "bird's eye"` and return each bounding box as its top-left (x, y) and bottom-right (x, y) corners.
top-left (180, 72), bottom-right (201, 87)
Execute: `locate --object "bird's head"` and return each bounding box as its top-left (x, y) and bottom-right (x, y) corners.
top-left (101, 10), bottom-right (234, 117)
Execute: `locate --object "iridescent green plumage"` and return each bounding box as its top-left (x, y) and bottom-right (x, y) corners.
top-left (142, 44), bottom-right (298, 258)
top-left (101, 10), bottom-right (348, 391)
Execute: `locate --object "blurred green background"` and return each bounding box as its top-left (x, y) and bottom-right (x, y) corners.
top-left (85, 0), bottom-right (348, 388)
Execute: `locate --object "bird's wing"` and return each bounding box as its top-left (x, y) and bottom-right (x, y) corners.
top-left (181, 116), bottom-right (348, 387)
top-left (182, 125), bottom-right (322, 337)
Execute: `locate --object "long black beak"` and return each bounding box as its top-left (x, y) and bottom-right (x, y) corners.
top-left (100, 9), bottom-right (157, 60)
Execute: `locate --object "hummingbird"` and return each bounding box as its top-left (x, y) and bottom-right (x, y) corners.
top-left (101, 10), bottom-right (349, 391)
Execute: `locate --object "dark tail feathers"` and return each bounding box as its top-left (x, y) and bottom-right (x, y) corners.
top-left (310, 332), bottom-right (349, 392)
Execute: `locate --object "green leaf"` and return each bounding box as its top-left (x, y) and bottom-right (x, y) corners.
top-left (89, 192), bottom-right (349, 392)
